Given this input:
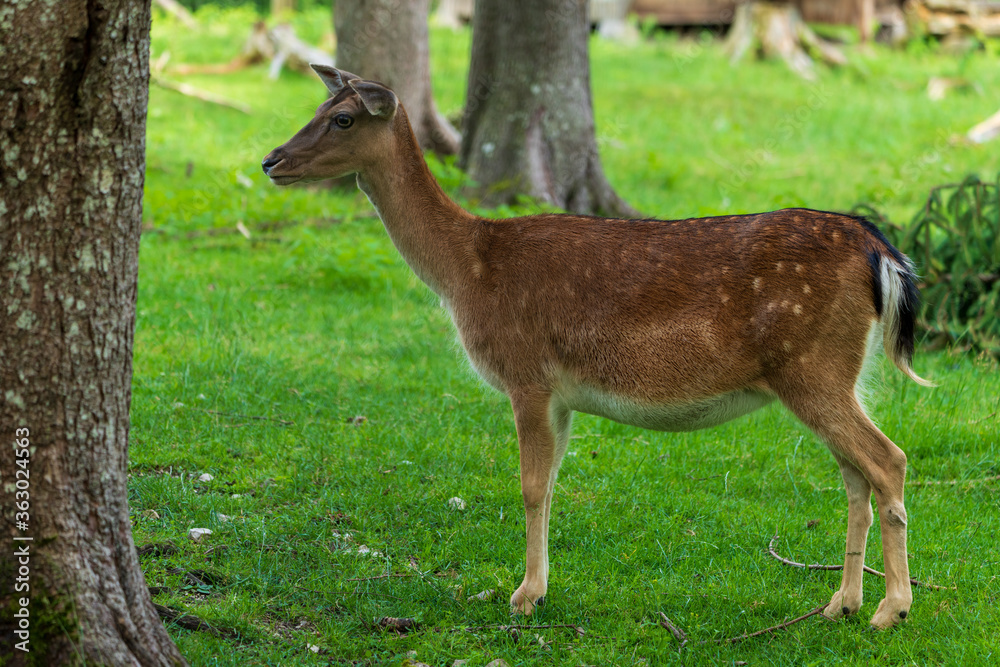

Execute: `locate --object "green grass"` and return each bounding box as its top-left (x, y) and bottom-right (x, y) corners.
top-left (134, 6), bottom-right (1000, 665)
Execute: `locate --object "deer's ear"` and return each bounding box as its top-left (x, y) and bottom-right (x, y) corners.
top-left (311, 65), bottom-right (361, 97)
top-left (348, 79), bottom-right (398, 118)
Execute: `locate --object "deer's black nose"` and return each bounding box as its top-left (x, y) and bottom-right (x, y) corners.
top-left (261, 155), bottom-right (281, 175)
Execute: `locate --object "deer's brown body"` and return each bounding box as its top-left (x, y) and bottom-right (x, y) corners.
top-left (263, 66), bottom-right (930, 629)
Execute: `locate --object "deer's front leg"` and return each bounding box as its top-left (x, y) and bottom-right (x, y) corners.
top-left (509, 390), bottom-right (570, 615)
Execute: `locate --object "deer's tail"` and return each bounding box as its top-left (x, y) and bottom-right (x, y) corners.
top-left (865, 230), bottom-right (934, 387)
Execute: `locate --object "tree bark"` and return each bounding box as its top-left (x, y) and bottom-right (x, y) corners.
top-left (459, 0), bottom-right (638, 217)
top-left (335, 0), bottom-right (460, 156)
top-left (0, 1), bottom-right (186, 665)
top-left (725, 2), bottom-right (847, 80)
top-left (857, 0), bottom-right (875, 42)
top-left (271, 0), bottom-right (296, 15)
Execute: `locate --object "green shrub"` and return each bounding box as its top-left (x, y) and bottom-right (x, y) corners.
top-left (858, 174), bottom-right (1000, 358)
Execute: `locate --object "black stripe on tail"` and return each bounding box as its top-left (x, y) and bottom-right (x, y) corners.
top-left (856, 216), bottom-right (920, 365)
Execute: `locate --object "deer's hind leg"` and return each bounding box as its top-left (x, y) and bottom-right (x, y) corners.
top-left (825, 451), bottom-right (873, 619)
top-left (778, 385), bottom-right (912, 629)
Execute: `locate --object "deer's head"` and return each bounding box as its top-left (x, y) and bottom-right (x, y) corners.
top-left (262, 65), bottom-right (399, 185)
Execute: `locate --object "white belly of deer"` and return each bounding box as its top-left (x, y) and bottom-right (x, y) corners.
top-left (557, 382), bottom-right (775, 432)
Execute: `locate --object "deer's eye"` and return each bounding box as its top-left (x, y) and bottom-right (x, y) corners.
top-left (333, 113), bottom-right (353, 129)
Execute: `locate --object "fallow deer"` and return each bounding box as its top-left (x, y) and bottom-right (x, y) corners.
top-left (262, 66), bottom-right (931, 629)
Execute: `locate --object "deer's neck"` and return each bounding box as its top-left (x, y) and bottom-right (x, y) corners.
top-left (356, 125), bottom-right (475, 300)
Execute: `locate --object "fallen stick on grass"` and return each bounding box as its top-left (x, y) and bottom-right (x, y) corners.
top-left (654, 533), bottom-right (959, 647)
top-left (344, 573), bottom-right (415, 582)
top-left (153, 603), bottom-right (238, 639)
top-left (909, 473), bottom-right (1000, 486)
top-left (656, 604), bottom-right (826, 647)
top-left (200, 408), bottom-right (294, 426)
top-left (154, 0), bottom-right (197, 28)
top-left (151, 75), bottom-right (252, 114)
top-left (812, 473), bottom-right (1000, 492)
top-left (709, 604), bottom-right (828, 645)
top-left (657, 611), bottom-right (688, 647)
top-left (767, 535), bottom-right (956, 590)
top-left (453, 623), bottom-right (587, 638)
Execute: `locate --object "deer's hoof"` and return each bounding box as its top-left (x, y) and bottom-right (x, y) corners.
top-left (823, 589), bottom-right (862, 621)
top-left (510, 582), bottom-right (545, 616)
top-left (869, 597), bottom-right (910, 629)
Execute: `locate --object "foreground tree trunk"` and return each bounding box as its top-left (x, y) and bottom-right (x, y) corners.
top-left (0, 2), bottom-right (186, 664)
top-left (459, 0), bottom-right (637, 216)
top-left (335, 0), bottom-right (460, 155)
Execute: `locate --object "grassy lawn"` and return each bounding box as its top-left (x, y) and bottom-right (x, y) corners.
top-left (134, 6), bottom-right (1000, 665)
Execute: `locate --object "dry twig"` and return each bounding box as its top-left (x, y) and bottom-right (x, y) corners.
top-left (345, 573), bottom-right (415, 582)
top-left (812, 473), bottom-right (1000, 492)
top-left (657, 611), bottom-right (688, 647)
top-left (154, 603), bottom-right (238, 638)
top-left (154, 0), bottom-right (197, 28)
top-left (151, 75), bottom-right (252, 114)
top-left (294, 584), bottom-right (350, 596)
top-left (657, 603), bottom-right (823, 647)
top-left (455, 623), bottom-right (587, 638)
top-left (710, 604), bottom-right (828, 644)
top-left (970, 410), bottom-right (998, 424)
top-left (767, 535), bottom-right (956, 590)
top-left (377, 617), bottom-right (418, 633)
top-left (908, 474), bottom-right (1000, 487)
top-left (201, 408), bottom-right (294, 426)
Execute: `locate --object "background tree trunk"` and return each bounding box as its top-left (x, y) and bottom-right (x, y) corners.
top-left (459, 0), bottom-right (637, 216)
top-left (0, 2), bottom-right (186, 664)
top-left (857, 0), bottom-right (875, 42)
top-left (725, 2), bottom-right (847, 80)
top-left (335, 0), bottom-right (460, 155)
top-left (271, 0), bottom-right (296, 16)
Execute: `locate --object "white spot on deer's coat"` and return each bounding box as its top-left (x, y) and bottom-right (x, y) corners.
top-left (775, 261), bottom-right (784, 271)
top-left (795, 263), bottom-right (804, 274)
top-left (753, 277), bottom-right (763, 292)
top-left (802, 284), bottom-right (811, 294)
top-left (793, 304), bottom-right (803, 315)
top-left (783, 341), bottom-right (792, 351)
